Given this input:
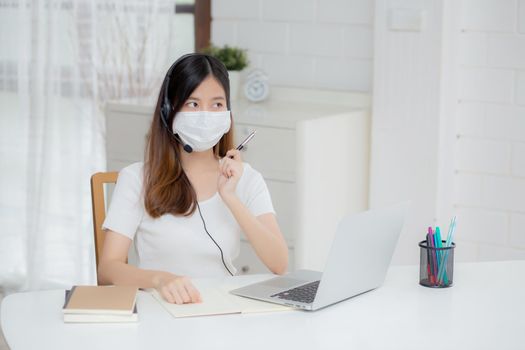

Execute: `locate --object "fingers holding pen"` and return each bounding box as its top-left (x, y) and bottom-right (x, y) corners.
top-left (226, 149), bottom-right (241, 161)
top-left (220, 156), bottom-right (234, 178)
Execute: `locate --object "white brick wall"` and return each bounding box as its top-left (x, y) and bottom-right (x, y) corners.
top-left (482, 176), bottom-right (525, 212)
top-left (212, 0), bottom-right (259, 20)
top-left (210, 0), bottom-right (373, 91)
top-left (314, 57), bottom-right (372, 91)
top-left (518, 70), bottom-right (525, 105)
top-left (485, 105), bottom-right (525, 141)
top-left (520, 0), bottom-right (525, 33)
top-left (261, 0), bottom-right (315, 22)
top-left (237, 21), bottom-right (288, 53)
top-left (289, 23), bottom-right (343, 56)
top-left (478, 244), bottom-right (525, 260)
top-left (453, 0), bottom-right (525, 261)
top-left (454, 173), bottom-right (482, 205)
top-left (460, 0), bottom-right (517, 32)
top-left (317, 0), bottom-right (372, 24)
top-left (211, 20), bottom-right (236, 46)
top-left (259, 54), bottom-right (314, 87)
top-left (455, 207), bottom-right (508, 245)
top-left (512, 142), bottom-right (525, 176)
top-left (458, 68), bottom-right (514, 103)
top-left (510, 212), bottom-right (525, 247)
top-left (455, 102), bottom-right (485, 136)
top-left (487, 34), bottom-right (525, 69)
top-left (458, 32), bottom-right (488, 66)
top-left (211, 0), bottom-right (525, 262)
top-left (455, 138), bottom-right (511, 174)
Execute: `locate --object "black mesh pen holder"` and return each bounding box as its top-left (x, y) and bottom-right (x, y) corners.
top-left (418, 240), bottom-right (456, 288)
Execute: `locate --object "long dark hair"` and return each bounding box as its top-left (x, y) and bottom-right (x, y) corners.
top-left (143, 53), bottom-right (235, 218)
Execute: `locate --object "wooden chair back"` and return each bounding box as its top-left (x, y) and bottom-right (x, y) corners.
top-left (90, 172), bottom-right (119, 269)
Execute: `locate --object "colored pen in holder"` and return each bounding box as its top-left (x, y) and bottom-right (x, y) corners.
top-left (419, 240), bottom-right (455, 288)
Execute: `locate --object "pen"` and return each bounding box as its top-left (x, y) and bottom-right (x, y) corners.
top-left (236, 130), bottom-right (256, 151)
top-left (435, 227), bottom-right (447, 286)
top-left (444, 216), bottom-right (456, 248)
top-left (427, 227), bottom-right (437, 285)
top-left (228, 130), bottom-right (256, 159)
top-left (435, 227), bottom-right (442, 248)
top-left (437, 217), bottom-right (456, 284)
top-left (434, 227), bottom-right (440, 282)
top-left (426, 231), bottom-right (435, 285)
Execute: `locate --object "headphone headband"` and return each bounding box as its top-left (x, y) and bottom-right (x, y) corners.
top-left (159, 53), bottom-right (196, 131)
top-left (160, 53), bottom-right (223, 130)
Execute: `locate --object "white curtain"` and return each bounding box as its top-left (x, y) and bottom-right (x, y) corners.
top-left (0, 0), bottom-right (179, 294)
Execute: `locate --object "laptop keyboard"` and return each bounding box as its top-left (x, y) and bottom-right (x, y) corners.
top-left (270, 280), bottom-right (320, 304)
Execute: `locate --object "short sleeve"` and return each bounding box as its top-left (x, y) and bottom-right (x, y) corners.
top-left (239, 163), bottom-right (276, 217)
top-left (102, 164), bottom-right (144, 240)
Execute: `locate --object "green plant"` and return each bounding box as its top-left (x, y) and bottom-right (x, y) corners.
top-left (202, 44), bottom-right (249, 71)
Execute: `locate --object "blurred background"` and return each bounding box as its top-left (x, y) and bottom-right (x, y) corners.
top-left (0, 0), bottom-right (524, 314)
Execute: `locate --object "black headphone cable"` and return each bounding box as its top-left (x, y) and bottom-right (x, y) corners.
top-left (196, 201), bottom-right (235, 276)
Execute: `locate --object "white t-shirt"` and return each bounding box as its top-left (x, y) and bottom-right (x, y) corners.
top-left (102, 161), bottom-right (275, 278)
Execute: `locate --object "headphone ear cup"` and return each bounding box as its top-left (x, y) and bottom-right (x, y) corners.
top-left (160, 103), bottom-right (171, 130)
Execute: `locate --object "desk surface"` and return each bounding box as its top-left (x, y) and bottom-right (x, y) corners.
top-left (2, 261), bottom-right (524, 350)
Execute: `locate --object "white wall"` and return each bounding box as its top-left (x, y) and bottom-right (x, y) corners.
top-left (372, 0), bottom-right (525, 264)
top-left (211, 0), bottom-right (374, 92)
top-left (212, 0), bottom-right (525, 264)
top-left (450, 0), bottom-right (525, 261)
top-left (370, 0), bottom-right (445, 264)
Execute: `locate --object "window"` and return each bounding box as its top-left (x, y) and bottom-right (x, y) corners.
top-left (175, 0), bottom-right (211, 52)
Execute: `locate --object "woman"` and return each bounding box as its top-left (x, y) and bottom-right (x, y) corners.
top-left (97, 53), bottom-right (288, 305)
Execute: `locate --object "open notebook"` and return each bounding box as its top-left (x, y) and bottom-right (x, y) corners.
top-left (148, 285), bottom-right (294, 318)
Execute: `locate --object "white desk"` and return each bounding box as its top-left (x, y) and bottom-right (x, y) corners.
top-left (2, 261), bottom-right (524, 350)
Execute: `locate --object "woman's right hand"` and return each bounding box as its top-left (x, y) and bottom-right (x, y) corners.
top-left (153, 272), bottom-right (202, 304)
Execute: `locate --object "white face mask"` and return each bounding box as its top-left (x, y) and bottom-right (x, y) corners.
top-left (172, 110), bottom-right (231, 152)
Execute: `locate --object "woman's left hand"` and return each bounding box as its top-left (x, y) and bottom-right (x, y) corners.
top-left (218, 149), bottom-right (244, 200)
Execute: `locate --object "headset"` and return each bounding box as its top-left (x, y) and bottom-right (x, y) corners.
top-left (159, 54), bottom-right (195, 153)
top-left (159, 53), bottom-right (234, 276)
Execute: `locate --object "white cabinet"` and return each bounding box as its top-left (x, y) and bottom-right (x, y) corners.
top-left (105, 87), bottom-right (371, 274)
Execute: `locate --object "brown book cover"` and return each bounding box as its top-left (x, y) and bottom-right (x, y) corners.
top-left (63, 285), bottom-right (138, 315)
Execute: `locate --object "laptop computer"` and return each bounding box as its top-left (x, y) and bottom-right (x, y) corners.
top-left (229, 202), bottom-right (408, 311)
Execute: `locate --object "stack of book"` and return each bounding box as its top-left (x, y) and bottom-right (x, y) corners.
top-left (62, 285), bottom-right (138, 323)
